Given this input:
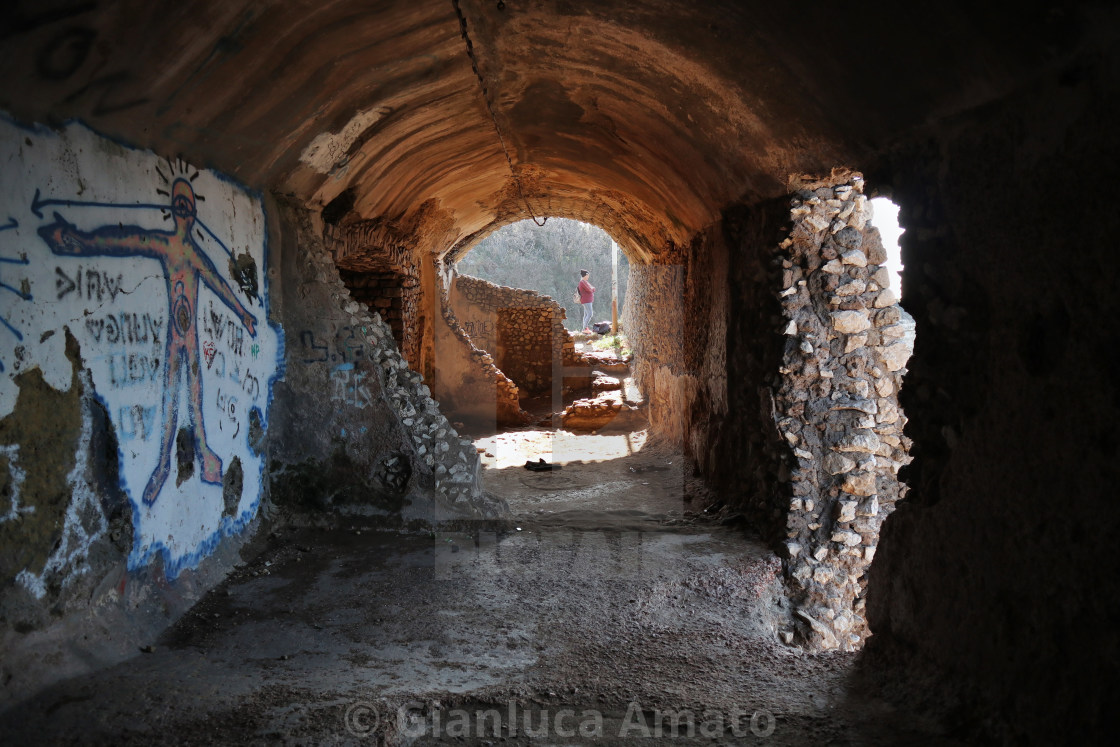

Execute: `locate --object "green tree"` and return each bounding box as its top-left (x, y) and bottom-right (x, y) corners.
top-left (457, 219), bottom-right (628, 330)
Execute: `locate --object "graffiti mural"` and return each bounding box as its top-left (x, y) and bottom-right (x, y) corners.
top-left (0, 115), bottom-right (283, 581)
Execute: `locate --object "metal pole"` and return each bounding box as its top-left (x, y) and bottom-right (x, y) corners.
top-left (611, 240), bottom-right (619, 335)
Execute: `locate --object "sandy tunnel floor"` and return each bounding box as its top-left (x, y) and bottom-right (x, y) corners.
top-left (0, 430), bottom-right (960, 745)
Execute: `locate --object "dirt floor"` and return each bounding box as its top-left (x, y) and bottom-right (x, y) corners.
top-left (0, 415), bottom-right (962, 745)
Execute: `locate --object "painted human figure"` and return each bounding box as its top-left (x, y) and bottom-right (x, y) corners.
top-left (38, 178), bottom-right (257, 506)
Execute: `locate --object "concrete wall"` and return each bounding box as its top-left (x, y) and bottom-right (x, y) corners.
top-left (0, 114), bottom-right (282, 702)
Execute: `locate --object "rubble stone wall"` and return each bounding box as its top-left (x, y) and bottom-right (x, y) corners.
top-left (774, 173), bottom-right (913, 650)
top-left (450, 274), bottom-right (579, 395)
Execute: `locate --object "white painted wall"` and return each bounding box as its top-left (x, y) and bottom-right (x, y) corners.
top-left (0, 115), bottom-right (282, 583)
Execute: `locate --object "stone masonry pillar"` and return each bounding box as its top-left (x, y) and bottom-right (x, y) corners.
top-left (775, 173), bottom-right (913, 650)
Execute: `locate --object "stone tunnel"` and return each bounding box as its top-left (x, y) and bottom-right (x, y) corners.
top-left (0, 1), bottom-right (1117, 743)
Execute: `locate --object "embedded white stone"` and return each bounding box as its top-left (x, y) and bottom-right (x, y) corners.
top-left (835, 432), bottom-right (881, 453)
top-left (841, 250), bottom-right (867, 267)
top-left (879, 342), bottom-right (913, 372)
top-left (836, 280), bottom-right (866, 297)
top-left (844, 333), bottom-right (868, 353)
top-left (825, 452), bottom-right (857, 475)
top-left (832, 530), bottom-right (862, 546)
top-left (841, 472), bottom-right (877, 497)
top-left (874, 288), bottom-right (899, 308)
top-left (831, 311), bottom-right (871, 334)
top-left (804, 214), bottom-right (830, 232)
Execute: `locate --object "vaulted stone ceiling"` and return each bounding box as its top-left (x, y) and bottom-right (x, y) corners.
top-left (0, 1), bottom-right (1085, 259)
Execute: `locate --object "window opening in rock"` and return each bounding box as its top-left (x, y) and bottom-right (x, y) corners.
top-left (869, 197), bottom-right (905, 299)
top-left (338, 265), bottom-right (420, 365)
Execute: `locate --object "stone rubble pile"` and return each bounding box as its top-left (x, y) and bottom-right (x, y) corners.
top-left (300, 243), bottom-right (500, 516)
top-left (775, 173), bottom-right (914, 651)
top-left (591, 372), bottom-right (622, 391)
top-left (560, 390), bottom-right (625, 431)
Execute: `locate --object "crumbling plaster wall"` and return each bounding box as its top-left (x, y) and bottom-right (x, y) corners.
top-left (622, 259), bottom-right (691, 441)
top-left (622, 225), bottom-right (730, 464)
top-left (449, 274), bottom-right (579, 395)
top-left (0, 115), bottom-right (282, 704)
top-left (863, 58), bottom-right (1120, 742)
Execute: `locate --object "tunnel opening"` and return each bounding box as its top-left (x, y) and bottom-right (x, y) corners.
top-left (455, 217), bottom-right (630, 334)
top-left (450, 217), bottom-right (637, 424)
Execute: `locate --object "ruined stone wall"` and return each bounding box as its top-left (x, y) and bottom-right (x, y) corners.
top-left (774, 174), bottom-right (912, 651)
top-left (338, 269), bottom-right (422, 366)
top-left (450, 274), bottom-right (579, 395)
top-left (863, 57), bottom-right (1120, 742)
top-left (431, 266), bottom-right (526, 427)
top-left (0, 115), bottom-right (282, 704)
top-left (269, 202), bottom-right (502, 521)
top-left (325, 221), bottom-right (424, 371)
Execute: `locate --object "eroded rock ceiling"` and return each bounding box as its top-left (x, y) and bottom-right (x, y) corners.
top-left (0, 0), bottom-right (1079, 258)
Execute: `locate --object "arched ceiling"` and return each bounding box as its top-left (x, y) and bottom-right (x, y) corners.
top-left (0, 0), bottom-right (1090, 261)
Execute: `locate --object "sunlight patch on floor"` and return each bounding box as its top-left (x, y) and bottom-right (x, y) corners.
top-left (473, 429), bottom-right (648, 469)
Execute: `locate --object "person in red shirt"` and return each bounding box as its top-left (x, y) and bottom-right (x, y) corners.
top-left (577, 269), bottom-right (596, 333)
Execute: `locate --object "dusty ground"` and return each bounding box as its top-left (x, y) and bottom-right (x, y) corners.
top-left (0, 420), bottom-right (960, 745)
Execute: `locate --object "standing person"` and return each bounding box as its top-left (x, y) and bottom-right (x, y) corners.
top-left (577, 269), bottom-right (596, 333)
